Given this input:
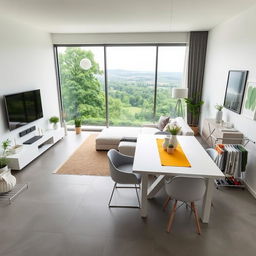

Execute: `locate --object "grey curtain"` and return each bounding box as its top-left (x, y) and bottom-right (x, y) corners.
top-left (187, 31), bottom-right (208, 126)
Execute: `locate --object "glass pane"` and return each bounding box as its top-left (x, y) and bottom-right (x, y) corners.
top-left (57, 46), bottom-right (106, 126)
top-left (156, 46), bottom-right (186, 119)
top-left (107, 46), bottom-right (156, 126)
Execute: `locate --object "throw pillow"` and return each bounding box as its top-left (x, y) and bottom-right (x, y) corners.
top-left (157, 116), bottom-right (170, 131)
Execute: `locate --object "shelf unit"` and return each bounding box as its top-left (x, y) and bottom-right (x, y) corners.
top-left (6, 128), bottom-right (65, 170)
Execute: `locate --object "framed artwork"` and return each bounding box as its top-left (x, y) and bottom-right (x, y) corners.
top-left (223, 70), bottom-right (249, 114)
top-left (242, 82), bottom-right (256, 120)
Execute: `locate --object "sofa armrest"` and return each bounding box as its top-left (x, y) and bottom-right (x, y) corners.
top-left (175, 117), bottom-right (194, 136)
top-left (143, 123), bottom-right (158, 128)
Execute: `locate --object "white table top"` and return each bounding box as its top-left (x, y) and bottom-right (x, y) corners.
top-left (133, 134), bottom-right (224, 178)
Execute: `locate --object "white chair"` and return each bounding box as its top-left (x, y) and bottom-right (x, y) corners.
top-left (206, 148), bottom-right (218, 161)
top-left (107, 149), bottom-right (141, 208)
top-left (163, 176), bottom-right (206, 234)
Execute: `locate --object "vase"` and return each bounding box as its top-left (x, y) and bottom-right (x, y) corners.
top-left (170, 135), bottom-right (178, 149)
top-left (216, 111), bottom-right (223, 124)
top-left (53, 123), bottom-right (58, 130)
top-left (0, 168), bottom-right (16, 193)
top-left (162, 136), bottom-right (170, 150)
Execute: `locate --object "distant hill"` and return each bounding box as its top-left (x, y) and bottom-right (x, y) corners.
top-left (106, 69), bottom-right (182, 86)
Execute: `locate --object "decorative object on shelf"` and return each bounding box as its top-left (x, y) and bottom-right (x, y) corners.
top-left (75, 117), bottom-right (82, 134)
top-left (0, 168), bottom-right (16, 193)
top-left (10, 145), bottom-right (23, 155)
top-left (224, 70), bottom-right (249, 114)
top-left (80, 58), bottom-right (92, 70)
top-left (49, 116), bottom-right (60, 129)
top-left (167, 144), bottom-right (174, 154)
top-left (162, 136), bottom-right (170, 150)
top-left (215, 104), bottom-right (223, 124)
top-left (242, 82), bottom-right (256, 120)
top-left (184, 96), bottom-right (204, 135)
top-left (172, 88), bottom-right (188, 118)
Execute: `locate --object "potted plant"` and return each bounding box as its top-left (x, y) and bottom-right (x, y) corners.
top-left (74, 117), bottom-right (82, 134)
top-left (215, 104), bottom-right (223, 124)
top-left (49, 116), bottom-right (60, 129)
top-left (167, 144), bottom-right (174, 154)
top-left (2, 139), bottom-right (11, 155)
top-left (0, 157), bottom-right (8, 173)
top-left (166, 123), bottom-right (181, 149)
top-left (184, 97), bottom-right (204, 135)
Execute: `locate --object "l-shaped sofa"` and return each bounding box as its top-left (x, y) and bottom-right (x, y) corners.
top-left (95, 117), bottom-right (194, 156)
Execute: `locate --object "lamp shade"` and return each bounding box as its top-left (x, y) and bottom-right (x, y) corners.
top-left (80, 58), bottom-right (92, 70)
top-left (172, 88), bottom-right (188, 99)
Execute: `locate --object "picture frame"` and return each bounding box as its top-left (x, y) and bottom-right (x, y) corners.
top-left (223, 70), bottom-right (249, 114)
top-left (242, 82), bottom-right (256, 120)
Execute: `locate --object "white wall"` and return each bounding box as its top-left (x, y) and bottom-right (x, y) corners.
top-left (201, 5), bottom-right (256, 196)
top-left (0, 17), bottom-right (59, 145)
top-left (51, 32), bottom-right (189, 44)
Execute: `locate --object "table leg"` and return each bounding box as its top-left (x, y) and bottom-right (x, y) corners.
top-left (147, 175), bottom-right (165, 199)
top-left (201, 178), bottom-right (214, 223)
top-left (140, 174), bottom-right (148, 218)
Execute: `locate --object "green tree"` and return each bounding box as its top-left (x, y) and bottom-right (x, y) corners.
top-left (59, 48), bottom-right (104, 122)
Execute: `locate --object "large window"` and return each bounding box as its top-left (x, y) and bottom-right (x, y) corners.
top-left (57, 46), bottom-right (106, 125)
top-left (156, 46), bottom-right (186, 120)
top-left (107, 46), bottom-right (156, 126)
top-left (55, 45), bottom-right (186, 127)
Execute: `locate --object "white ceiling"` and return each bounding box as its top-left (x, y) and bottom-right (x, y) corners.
top-left (0, 0), bottom-right (255, 33)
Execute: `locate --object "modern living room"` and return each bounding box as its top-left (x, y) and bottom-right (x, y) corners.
top-left (0, 0), bottom-right (256, 255)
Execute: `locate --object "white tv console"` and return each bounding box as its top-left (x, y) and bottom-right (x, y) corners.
top-left (7, 128), bottom-right (65, 170)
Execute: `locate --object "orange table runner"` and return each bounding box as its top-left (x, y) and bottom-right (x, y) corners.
top-left (156, 139), bottom-right (191, 167)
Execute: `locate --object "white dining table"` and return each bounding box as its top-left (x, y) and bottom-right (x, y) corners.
top-left (133, 134), bottom-right (224, 223)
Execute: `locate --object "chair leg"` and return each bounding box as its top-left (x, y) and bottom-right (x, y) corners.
top-left (166, 200), bottom-right (177, 233)
top-left (163, 196), bottom-right (171, 211)
top-left (191, 202), bottom-right (201, 235)
top-left (135, 184), bottom-right (141, 208)
top-left (108, 182), bottom-right (117, 207)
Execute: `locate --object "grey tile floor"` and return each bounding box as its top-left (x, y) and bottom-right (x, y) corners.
top-left (0, 132), bottom-right (256, 256)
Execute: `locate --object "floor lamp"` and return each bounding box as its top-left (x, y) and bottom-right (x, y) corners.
top-left (172, 88), bottom-right (188, 118)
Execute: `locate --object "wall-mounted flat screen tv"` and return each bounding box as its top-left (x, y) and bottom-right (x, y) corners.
top-left (4, 89), bottom-right (43, 131)
top-left (223, 70), bottom-right (248, 114)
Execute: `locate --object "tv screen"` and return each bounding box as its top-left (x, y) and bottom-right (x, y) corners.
top-left (224, 70), bottom-right (248, 114)
top-left (4, 89), bottom-right (43, 131)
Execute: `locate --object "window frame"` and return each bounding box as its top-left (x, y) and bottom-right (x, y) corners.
top-left (53, 43), bottom-right (187, 128)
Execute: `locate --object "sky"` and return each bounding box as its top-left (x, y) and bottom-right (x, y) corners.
top-left (58, 46), bottom-right (186, 72)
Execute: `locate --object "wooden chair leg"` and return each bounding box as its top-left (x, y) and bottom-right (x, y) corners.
top-left (166, 200), bottom-right (177, 233)
top-left (163, 196), bottom-right (171, 211)
top-left (191, 202), bottom-right (201, 235)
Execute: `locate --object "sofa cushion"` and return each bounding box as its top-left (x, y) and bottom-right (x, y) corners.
top-left (157, 116), bottom-right (170, 131)
top-left (175, 117), bottom-right (194, 136)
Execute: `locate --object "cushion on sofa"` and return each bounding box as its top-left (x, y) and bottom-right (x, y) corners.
top-left (156, 116), bottom-right (170, 131)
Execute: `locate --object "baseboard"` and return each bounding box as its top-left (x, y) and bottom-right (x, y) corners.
top-left (244, 180), bottom-right (256, 199)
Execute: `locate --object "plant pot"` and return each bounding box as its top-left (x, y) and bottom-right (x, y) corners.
top-left (75, 127), bottom-right (81, 134)
top-left (216, 111), bottom-right (223, 124)
top-left (167, 147), bottom-right (175, 154)
top-left (190, 126), bottom-right (199, 136)
top-left (169, 135), bottom-right (178, 149)
top-left (53, 123), bottom-right (59, 130)
top-left (0, 168), bottom-right (16, 193)
top-left (0, 165), bottom-right (8, 174)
